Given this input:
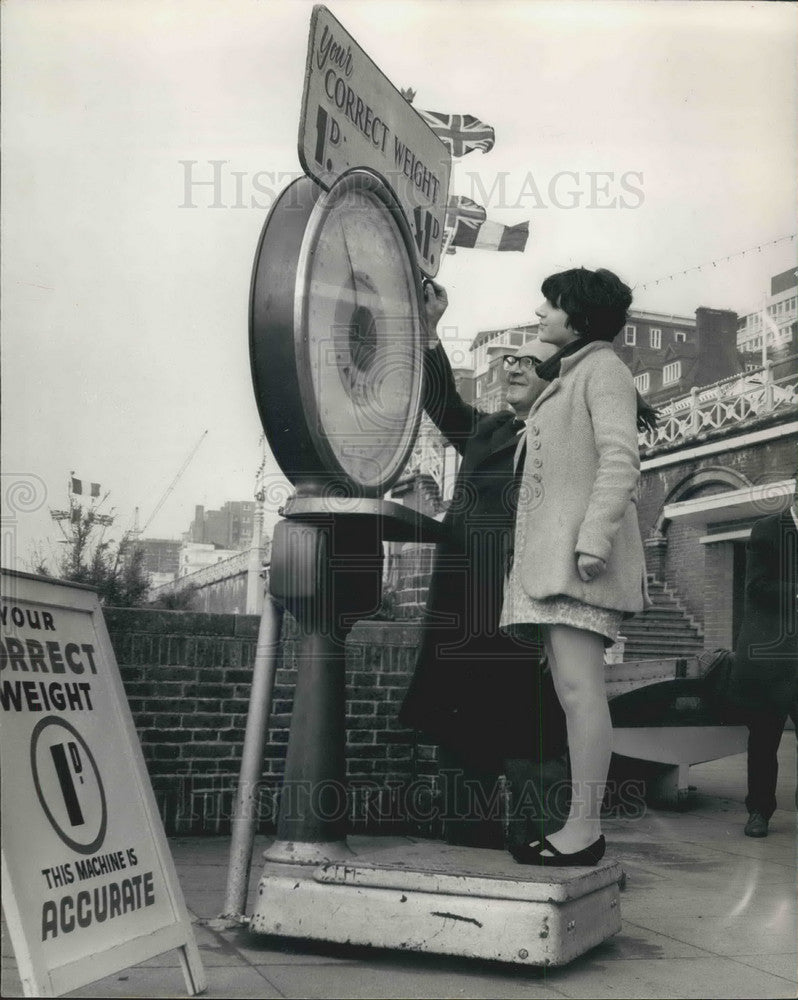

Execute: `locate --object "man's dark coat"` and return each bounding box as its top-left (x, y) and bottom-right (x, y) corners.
top-left (732, 508), bottom-right (798, 714)
top-left (399, 345), bottom-right (566, 768)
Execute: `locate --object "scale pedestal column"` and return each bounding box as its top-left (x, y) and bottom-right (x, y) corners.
top-left (263, 510), bottom-right (383, 863)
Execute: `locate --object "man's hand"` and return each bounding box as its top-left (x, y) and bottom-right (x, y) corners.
top-left (423, 279), bottom-right (448, 347)
top-left (577, 552), bottom-right (606, 582)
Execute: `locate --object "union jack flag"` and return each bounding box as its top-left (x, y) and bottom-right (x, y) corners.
top-left (445, 195), bottom-right (487, 228)
top-left (417, 109), bottom-right (496, 157)
top-left (443, 195), bottom-right (486, 252)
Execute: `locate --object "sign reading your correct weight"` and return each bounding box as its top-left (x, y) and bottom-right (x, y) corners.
top-left (298, 5), bottom-right (451, 276)
top-left (0, 570), bottom-right (204, 998)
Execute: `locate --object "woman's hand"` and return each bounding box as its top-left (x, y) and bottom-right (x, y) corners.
top-left (577, 552), bottom-right (606, 583)
top-left (423, 278), bottom-right (448, 347)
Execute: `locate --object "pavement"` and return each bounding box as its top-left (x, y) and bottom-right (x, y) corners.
top-left (3, 741), bottom-right (796, 1000)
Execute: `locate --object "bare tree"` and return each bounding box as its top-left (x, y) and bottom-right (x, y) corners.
top-left (41, 481), bottom-right (151, 607)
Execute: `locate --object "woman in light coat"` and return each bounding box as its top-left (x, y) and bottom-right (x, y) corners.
top-left (501, 267), bottom-right (653, 866)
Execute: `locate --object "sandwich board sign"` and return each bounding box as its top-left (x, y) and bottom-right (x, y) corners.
top-left (0, 569), bottom-right (205, 997)
top-left (298, 4), bottom-right (452, 276)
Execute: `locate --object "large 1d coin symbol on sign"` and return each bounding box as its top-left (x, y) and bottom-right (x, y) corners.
top-left (30, 716), bottom-right (108, 854)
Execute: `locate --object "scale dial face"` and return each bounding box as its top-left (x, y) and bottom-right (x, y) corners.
top-left (250, 169), bottom-right (425, 498)
top-left (295, 171), bottom-right (424, 491)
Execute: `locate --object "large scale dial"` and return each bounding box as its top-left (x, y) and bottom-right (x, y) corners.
top-left (250, 169), bottom-right (425, 497)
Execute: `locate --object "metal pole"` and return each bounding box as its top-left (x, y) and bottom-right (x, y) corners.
top-left (216, 592), bottom-right (284, 924)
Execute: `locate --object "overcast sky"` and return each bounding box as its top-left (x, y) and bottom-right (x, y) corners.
top-left (2, 0), bottom-right (796, 568)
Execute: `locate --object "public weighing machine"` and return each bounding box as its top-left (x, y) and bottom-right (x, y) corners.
top-left (236, 6), bottom-right (625, 966)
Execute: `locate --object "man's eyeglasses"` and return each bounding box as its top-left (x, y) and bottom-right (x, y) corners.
top-left (502, 354), bottom-right (541, 371)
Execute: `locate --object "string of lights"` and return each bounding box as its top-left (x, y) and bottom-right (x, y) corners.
top-left (633, 233), bottom-right (796, 291)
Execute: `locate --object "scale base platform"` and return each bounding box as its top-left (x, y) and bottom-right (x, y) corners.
top-left (250, 837), bottom-right (622, 967)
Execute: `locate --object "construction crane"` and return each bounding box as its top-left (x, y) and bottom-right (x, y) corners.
top-left (139, 430), bottom-right (208, 537)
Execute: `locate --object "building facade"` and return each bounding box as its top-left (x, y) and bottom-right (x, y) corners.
top-left (188, 500), bottom-right (255, 550)
top-left (134, 537), bottom-right (181, 588)
top-left (636, 364), bottom-right (797, 649)
top-left (148, 499), bottom-right (270, 614)
top-left (615, 308), bottom-right (741, 406)
top-left (736, 268), bottom-right (798, 368)
top-left (179, 541), bottom-right (242, 578)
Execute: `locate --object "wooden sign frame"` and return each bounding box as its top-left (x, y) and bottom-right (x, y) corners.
top-left (0, 569), bottom-right (205, 997)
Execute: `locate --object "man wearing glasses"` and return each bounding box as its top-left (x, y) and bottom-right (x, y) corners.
top-left (399, 280), bottom-right (567, 849)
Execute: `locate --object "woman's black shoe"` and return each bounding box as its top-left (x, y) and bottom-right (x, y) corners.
top-left (510, 835), bottom-right (606, 867)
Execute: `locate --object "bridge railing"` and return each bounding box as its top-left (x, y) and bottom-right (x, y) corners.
top-left (639, 361), bottom-right (798, 452)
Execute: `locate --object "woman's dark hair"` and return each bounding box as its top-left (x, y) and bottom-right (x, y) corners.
top-left (541, 267), bottom-right (633, 342)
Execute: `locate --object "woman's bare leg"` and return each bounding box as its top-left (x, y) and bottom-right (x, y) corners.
top-left (539, 623), bottom-right (610, 854)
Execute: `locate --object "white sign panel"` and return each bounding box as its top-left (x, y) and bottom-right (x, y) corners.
top-left (0, 570), bottom-right (205, 998)
top-left (299, 4), bottom-right (452, 276)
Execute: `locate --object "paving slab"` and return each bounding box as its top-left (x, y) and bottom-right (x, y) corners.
top-left (66, 965), bottom-right (283, 999)
top-left (126, 924), bottom-right (251, 969)
top-left (732, 953), bottom-right (798, 979)
top-left (577, 920), bottom-right (711, 961)
top-left (259, 951), bottom-right (566, 1000)
top-left (641, 910), bottom-right (795, 958)
top-left (541, 955), bottom-right (795, 999)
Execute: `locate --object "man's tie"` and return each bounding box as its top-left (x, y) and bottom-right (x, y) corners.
top-left (512, 420), bottom-right (526, 473)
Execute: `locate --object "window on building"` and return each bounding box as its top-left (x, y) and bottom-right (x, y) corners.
top-left (511, 331), bottom-right (524, 346)
top-left (663, 361), bottom-right (682, 385)
top-left (476, 382), bottom-right (482, 398)
top-left (674, 330), bottom-right (687, 343)
top-left (624, 325), bottom-right (636, 346)
top-left (634, 372), bottom-right (650, 393)
top-left (650, 328), bottom-right (661, 349)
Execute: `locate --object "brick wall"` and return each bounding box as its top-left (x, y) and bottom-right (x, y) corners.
top-left (104, 608), bottom-right (436, 836)
top-left (393, 544), bottom-right (436, 620)
top-left (660, 483), bottom-right (734, 626)
top-left (104, 609), bottom-right (258, 835)
top-left (637, 434), bottom-right (797, 630)
top-left (638, 436), bottom-right (797, 541)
